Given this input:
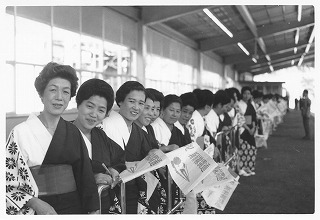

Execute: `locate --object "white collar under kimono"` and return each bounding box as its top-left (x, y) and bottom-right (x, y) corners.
top-left (14, 113), bottom-right (53, 167)
top-left (78, 130), bottom-right (92, 159)
top-left (101, 110), bottom-right (130, 150)
top-left (174, 121), bottom-right (185, 135)
top-left (204, 109), bottom-right (220, 137)
top-left (151, 117), bottom-right (171, 146)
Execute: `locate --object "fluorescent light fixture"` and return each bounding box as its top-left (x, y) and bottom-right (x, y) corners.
top-left (265, 55), bottom-right (271, 61)
top-left (237, 42), bottom-right (250, 56)
top-left (308, 28), bottom-right (315, 44)
top-left (305, 44), bottom-right (311, 53)
top-left (295, 29), bottom-right (299, 44)
top-left (298, 54), bottom-right (305, 66)
top-left (294, 47), bottom-right (297, 54)
top-left (291, 60), bottom-right (294, 65)
top-left (269, 65), bottom-right (274, 72)
top-left (203, 8), bottom-right (233, 38)
top-left (298, 5), bottom-right (302, 22)
top-left (252, 58), bottom-right (257, 63)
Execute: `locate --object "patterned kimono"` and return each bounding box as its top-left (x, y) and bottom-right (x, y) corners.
top-left (79, 126), bottom-right (126, 214)
top-left (237, 100), bottom-right (257, 172)
top-left (101, 111), bottom-right (155, 214)
top-left (6, 113), bottom-right (99, 215)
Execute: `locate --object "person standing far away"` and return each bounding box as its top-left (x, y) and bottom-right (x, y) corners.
top-left (299, 89), bottom-right (311, 140)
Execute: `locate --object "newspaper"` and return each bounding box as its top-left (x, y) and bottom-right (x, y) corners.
top-left (193, 164), bottom-right (237, 194)
top-left (201, 177), bottom-right (239, 211)
top-left (166, 142), bottom-right (218, 194)
top-left (119, 149), bottom-right (170, 183)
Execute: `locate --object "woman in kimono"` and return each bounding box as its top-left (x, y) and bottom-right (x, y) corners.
top-left (174, 92), bottom-right (198, 144)
top-left (146, 88), bottom-right (164, 123)
top-left (152, 94), bottom-right (198, 214)
top-left (237, 86), bottom-right (257, 176)
top-left (6, 62), bottom-right (99, 215)
top-left (73, 79), bottom-right (126, 214)
top-left (134, 90), bottom-right (167, 214)
top-left (101, 81), bottom-right (155, 214)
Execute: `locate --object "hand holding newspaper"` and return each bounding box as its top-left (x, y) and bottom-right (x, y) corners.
top-left (119, 149), bottom-right (170, 183)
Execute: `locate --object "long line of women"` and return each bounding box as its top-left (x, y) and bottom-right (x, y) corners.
top-left (6, 62), bottom-right (287, 215)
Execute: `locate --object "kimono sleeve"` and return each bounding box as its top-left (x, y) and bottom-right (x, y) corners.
top-left (6, 130), bottom-right (38, 215)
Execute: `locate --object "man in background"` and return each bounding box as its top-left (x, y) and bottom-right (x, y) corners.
top-left (299, 89), bottom-right (311, 140)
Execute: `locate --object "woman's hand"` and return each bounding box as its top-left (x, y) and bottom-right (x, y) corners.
top-left (26, 197), bottom-right (57, 215)
top-left (109, 168), bottom-right (121, 188)
top-left (161, 144), bottom-right (179, 152)
top-left (249, 127), bottom-right (256, 135)
top-left (94, 173), bottom-right (112, 186)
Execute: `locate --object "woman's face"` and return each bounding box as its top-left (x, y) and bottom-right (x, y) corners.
top-left (242, 90), bottom-right (252, 102)
top-left (151, 101), bottom-right (161, 123)
top-left (41, 77), bottom-right (71, 116)
top-left (179, 105), bottom-right (194, 125)
top-left (137, 98), bottom-right (155, 126)
top-left (162, 102), bottom-right (181, 125)
top-left (77, 95), bottom-right (107, 132)
top-left (119, 90), bottom-right (145, 124)
top-left (226, 99), bottom-right (235, 112)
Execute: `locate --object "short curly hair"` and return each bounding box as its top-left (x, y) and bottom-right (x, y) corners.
top-left (34, 62), bottom-right (78, 97)
top-left (76, 78), bottom-right (115, 115)
top-left (115, 81), bottom-right (146, 106)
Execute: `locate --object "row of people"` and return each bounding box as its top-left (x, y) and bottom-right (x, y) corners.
top-left (6, 62), bottom-right (286, 215)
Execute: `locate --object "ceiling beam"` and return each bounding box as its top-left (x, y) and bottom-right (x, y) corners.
top-left (252, 56), bottom-right (314, 75)
top-left (200, 16), bottom-right (314, 52)
top-left (257, 16), bottom-right (314, 37)
top-left (149, 23), bottom-right (198, 49)
top-left (235, 49), bottom-right (314, 70)
top-left (236, 5), bottom-right (267, 54)
top-left (108, 6), bottom-right (141, 21)
top-left (224, 41), bottom-right (310, 64)
top-left (141, 6), bottom-right (207, 25)
top-left (238, 52), bottom-right (314, 72)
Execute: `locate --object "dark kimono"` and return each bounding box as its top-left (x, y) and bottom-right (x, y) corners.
top-left (123, 123), bottom-right (154, 214)
top-left (90, 127), bottom-right (126, 214)
top-left (6, 114), bottom-right (99, 215)
top-left (40, 118), bottom-right (100, 214)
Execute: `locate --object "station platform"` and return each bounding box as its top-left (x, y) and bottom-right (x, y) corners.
top-left (218, 109), bottom-right (315, 214)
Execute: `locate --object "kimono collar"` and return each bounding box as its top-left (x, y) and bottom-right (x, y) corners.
top-left (174, 121), bottom-right (185, 135)
top-left (25, 113), bottom-right (53, 162)
top-left (151, 117), bottom-right (172, 146)
top-left (102, 110), bottom-right (130, 150)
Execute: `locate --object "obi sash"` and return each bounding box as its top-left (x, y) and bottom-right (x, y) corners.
top-left (30, 164), bottom-right (77, 196)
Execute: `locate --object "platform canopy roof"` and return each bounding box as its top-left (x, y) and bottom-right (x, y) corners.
top-left (111, 5), bottom-right (315, 75)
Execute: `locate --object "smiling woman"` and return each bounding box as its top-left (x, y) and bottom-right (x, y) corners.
top-left (6, 62), bottom-right (100, 215)
top-left (101, 81), bottom-right (160, 214)
top-left (73, 79), bottom-right (126, 214)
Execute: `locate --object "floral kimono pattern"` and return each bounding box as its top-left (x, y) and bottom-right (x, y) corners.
top-left (6, 131), bottom-right (38, 215)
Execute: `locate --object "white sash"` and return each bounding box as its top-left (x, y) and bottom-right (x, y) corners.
top-left (101, 110), bottom-right (130, 150)
top-left (151, 117), bottom-right (172, 146)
